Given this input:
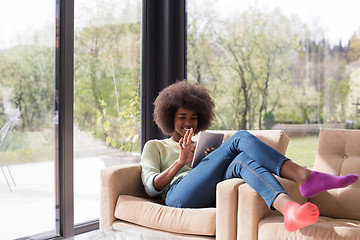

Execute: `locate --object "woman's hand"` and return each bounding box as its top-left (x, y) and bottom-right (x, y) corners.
top-left (204, 147), bottom-right (216, 156)
top-left (153, 128), bottom-right (195, 191)
top-left (177, 128), bottom-right (196, 166)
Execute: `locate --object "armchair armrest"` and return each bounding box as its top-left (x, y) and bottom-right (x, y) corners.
top-left (237, 177), bottom-right (307, 240)
top-left (216, 178), bottom-right (245, 240)
top-left (100, 164), bottom-right (147, 229)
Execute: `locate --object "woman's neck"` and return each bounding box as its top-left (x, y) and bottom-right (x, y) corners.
top-left (171, 134), bottom-right (181, 142)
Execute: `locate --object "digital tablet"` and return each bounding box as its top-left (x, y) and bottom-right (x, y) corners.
top-left (191, 131), bottom-right (224, 168)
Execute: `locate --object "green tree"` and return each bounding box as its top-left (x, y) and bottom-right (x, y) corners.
top-left (187, 0), bottom-right (219, 86)
top-left (216, 8), bottom-right (300, 129)
top-left (0, 45), bottom-right (54, 130)
top-left (347, 32), bottom-right (360, 62)
top-left (323, 78), bottom-right (351, 122)
top-left (74, 23), bottom-right (141, 151)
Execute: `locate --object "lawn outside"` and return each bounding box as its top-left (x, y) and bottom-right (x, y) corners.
top-left (285, 135), bottom-right (319, 167)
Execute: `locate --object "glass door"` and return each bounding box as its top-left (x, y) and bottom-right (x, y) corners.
top-left (73, 0), bottom-right (142, 224)
top-left (0, 0), bottom-right (57, 239)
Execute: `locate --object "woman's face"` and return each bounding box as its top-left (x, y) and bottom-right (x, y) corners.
top-left (172, 107), bottom-right (198, 142)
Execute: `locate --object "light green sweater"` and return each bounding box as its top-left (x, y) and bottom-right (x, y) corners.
top-left (140, 138), bottom-right (193, 200)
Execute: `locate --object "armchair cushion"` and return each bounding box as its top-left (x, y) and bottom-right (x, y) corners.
top-left (114, 195), bottom-right (216, 236)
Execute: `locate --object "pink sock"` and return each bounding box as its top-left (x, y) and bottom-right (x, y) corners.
top-left (300, 171), bottom-right (358, 198)
top-left (284, 201), bottom-right (319, 232)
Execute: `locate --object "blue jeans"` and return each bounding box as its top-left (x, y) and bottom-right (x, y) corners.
top-left (165, 130), bottom-right (288, 209)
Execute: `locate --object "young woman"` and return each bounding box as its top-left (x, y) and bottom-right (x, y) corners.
top-left (140, 80), bottom-right (358, 232)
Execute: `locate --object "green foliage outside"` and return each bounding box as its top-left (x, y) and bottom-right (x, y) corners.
top-left (1, 1), bottom-right (360, 164)
top-left (74, 22), bottom-right (141, 153)
top-left (0, 45), bottom-right (56, 164)
top-left (187, 3), bottom-right (360, 131)
top-left (0, 45), bottom-right (55, 130)
top-left (0, 21), bottom-right (142, 162)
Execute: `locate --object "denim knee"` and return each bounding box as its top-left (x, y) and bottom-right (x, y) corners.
top-left (234, 130), bottom-right (252, 137)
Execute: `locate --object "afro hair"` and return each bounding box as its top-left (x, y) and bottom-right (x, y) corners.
top-left (153, 80), bottom-right (215, 136)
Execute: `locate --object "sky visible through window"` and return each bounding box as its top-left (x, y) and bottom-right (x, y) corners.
top-left (0, 0), bottom-right (141, 49)
top-left (214, 0), bottom-right (360, 45)
top-left (1, 0), bottom-right (359, 48)
top-left (0, 0), bottom-right (55, 48)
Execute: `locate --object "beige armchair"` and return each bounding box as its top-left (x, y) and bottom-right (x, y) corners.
top-left (100, 130), bottom-right (289, 240)
top-left (236, 129), bottom-right (360, 240)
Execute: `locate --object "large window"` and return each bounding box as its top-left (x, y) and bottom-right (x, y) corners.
top-left (0, 1), bottom-right (56, 239)
top-left (0, 0), bottom-right (142, 238)
top-left (73, 0), bottom-right (142, 224)
top-left (187, 0), bottom-right (360, 167)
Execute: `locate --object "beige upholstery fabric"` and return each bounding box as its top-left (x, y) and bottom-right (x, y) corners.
top-left (100, 130), bottom-right (289, 239)
top-left (237, 177), bottom-right (307, 240)
top-left (216, 178), bottom-right (244, 240)
top-left (208, 130), bottom-right (289, 154)
top-left (236, 129), bottom-right (360, 240)
top-left (112, 221), bottom-right (216, 240)
top-left (100, 164), bottom-right (148, 229)
top-left (115, 195), bottom-right (216, 235)
top-left (310, 129), bottom-right (360, 220)
top-left (258, 216), bottom-right (360, 240)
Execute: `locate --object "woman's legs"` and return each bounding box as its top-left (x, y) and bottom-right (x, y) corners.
top-left (279, 160), bottom-right (311, 185)
top-left (225, 154), bottom-right (320, 232)
top-left (166, 130), bottom-right (358, 209)
top-left (224, 151), bottom-right (287, 209)
top-left (166, 130), bottom-right (289, 208)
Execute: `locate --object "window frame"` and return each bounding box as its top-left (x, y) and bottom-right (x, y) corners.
top-left (55, 0), bottom-right (75, 238)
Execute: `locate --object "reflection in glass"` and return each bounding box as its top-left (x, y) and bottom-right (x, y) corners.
top-left (0, 0), bottom-right (56, 239)
top-left (74, 0), bottom-right (142, 224)
top-left (187, 0), bottom-right (360, 167)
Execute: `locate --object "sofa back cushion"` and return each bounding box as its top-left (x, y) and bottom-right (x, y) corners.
top-left (310, 129), bottom-right (360, 220)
